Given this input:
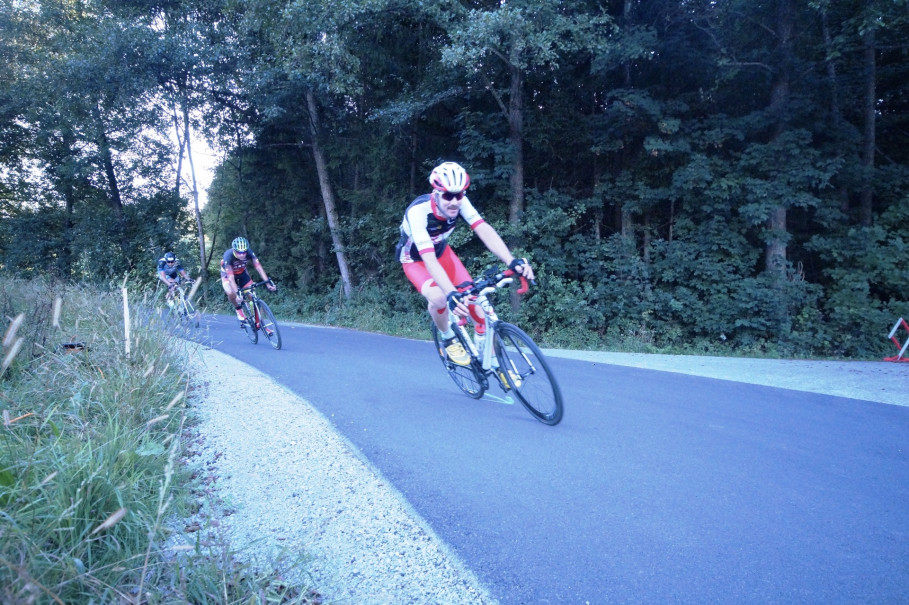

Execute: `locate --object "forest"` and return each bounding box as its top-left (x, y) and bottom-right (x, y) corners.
top-left (1, 0), bottom-right (908, 358)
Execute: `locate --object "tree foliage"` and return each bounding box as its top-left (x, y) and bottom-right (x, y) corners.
top-left (2, 0), bottom-right (908, 357)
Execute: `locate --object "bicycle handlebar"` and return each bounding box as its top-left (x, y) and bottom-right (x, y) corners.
top-left (507, 269), bottom-right (534, 295)
top-left (470, 267), bottom-right (534, 296)
top-left (245, 279), bottom-right (277, 292)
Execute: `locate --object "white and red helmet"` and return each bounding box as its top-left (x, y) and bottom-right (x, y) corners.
top-left (429, 162), bottom-right (470, 194)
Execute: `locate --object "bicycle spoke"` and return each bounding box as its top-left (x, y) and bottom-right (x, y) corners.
top-left (431, 323), bottom-right (486, 399)
top-left (256, 300), bottom-right (282, 350)
top-left (241, 299), bottom-right (258, 344)
top-left (494, 323), bottom-right (563, 425)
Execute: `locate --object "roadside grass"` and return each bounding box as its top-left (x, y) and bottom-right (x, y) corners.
top-left (0, 278), bottom-right (319, 604)
top-left (256, 281), bottom-right (854, 360)
top-left (249, 281), bottom-right (733, 355)
top-left (190, 275), bottom-right (865, 360)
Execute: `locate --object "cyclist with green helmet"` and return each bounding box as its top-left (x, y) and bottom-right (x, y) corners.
top-left (220, 236), bottom-right (276, 323)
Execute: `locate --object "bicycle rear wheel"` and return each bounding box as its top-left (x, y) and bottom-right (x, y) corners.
top-left (241, 299), bottom-right (258, 344)
top-left (493, 322), bottom-right (563, 425)
top-left (255, 300), bottom-right (282, 350)
top-left (431, 323), bottom-right (487, 399)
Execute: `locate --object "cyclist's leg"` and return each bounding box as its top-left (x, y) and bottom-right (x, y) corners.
top-left (404, 258), bottom-right (470, 366)
top-left (403, 261), bottom-right (448, 332)
top-left (236, 275), bottom-right (253, 305)
top-left (438, 248), bottom-right (485, 338)
top-left (221, 272), bottom-right (247, 320)
top-left (436, 249), bottom-right (476, 365)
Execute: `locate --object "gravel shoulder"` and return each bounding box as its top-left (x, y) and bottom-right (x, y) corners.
top-left (542, 349), bottom-right (909, 407)
top-left (187, 346), bottom-right (496, 605)
top-left (186, 342), bottom-right (907, 604)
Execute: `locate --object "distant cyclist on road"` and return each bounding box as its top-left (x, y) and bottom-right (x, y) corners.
top-left (220, 236), bottom-right (276, 323)
top-left (397, 161), bottom-right (534, 366)
top-left (157, 251), bottom-right (191, 308)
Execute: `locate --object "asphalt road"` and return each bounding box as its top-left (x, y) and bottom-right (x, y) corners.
top-left (197, 314), bottom-right (909, 604)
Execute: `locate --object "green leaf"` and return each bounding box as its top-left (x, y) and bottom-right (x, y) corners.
top-left (135, 442), bottom-right (165, 457)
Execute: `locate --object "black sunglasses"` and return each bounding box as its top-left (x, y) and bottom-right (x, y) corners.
top-left (166, 260), bottom-right (176, 264)
top-left (441, 191), bottom-right (465, 201)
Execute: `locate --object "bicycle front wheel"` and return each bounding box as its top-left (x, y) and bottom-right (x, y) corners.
top-left (255, 300), bottom-right (282, 350)
top-left (431, 323), bottom-right (487, 399)
top-left (176, 297), bottom-right (189, 325)
top-left (241, 299), bottom-right (258, 344)
top-left (182, 295), bottom-right (199, 328)
top-left (493, 323), bottom-right (564, 425)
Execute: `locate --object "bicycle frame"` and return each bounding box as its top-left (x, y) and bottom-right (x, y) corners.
top-left (448, 275), bottom-right (514, 374)
top-left (434, 266), bottom-right (563, 424)
top-left (238, 284), bottom-right (262, 326)
top-left (239, 281), bottom-right (276, 325)
top-left (236, 280), bottom-right (282, 350)
top-left (173, 283), bottom-right (188, 306)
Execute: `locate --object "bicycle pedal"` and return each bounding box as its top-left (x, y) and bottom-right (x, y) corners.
top-left (495, 371), bottom-right (511, 390)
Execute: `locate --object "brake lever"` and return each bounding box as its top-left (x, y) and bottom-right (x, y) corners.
top-left (503, 269), bottom-right (532, 295)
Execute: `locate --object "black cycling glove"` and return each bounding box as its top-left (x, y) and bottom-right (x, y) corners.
top-left (447, 291), bottom-right (466, 311)
top-left (509, 258), bottom-right (527, 272)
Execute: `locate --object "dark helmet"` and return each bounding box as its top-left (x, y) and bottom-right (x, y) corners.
top-left (164, 252), bottom-right (177, 263)
top-left (232, 236), bottom-right (249, 252)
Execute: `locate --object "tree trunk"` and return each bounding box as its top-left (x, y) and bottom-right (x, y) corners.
top-left (172, 102), bottom-right (186, 197)
top-left (642, 211), bottom-right (651, 263)
top-left (182, 107), bottom-right (207, 282)
top-left (620, 207), bottom-right (633, 240)
top-left (93, 112), bottom-right (129, 257)
top-left (764, 0), bottom-right (793, 280)
top-left (820, 9), bottom-right (851, 215)
top-left (860, 26), bottom-right (876, 227)
top-left (618, 0), bottom-right (637, 252)
top-left (95, 122), bottom-right (123, 220)
top-left (306, 90), bottom-right (353, 299)
top-left (409, 126), bottom-right (418, 197)
top-left (58, 132), bottom-right (77, 275)
top-left (507, 61), bottom-right (524, 226)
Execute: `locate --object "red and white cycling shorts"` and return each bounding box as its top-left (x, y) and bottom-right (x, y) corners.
top-left (402, 246), bottom-right (472, 294)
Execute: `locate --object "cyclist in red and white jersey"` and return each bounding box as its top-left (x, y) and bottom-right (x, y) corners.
top-left (220, 236), bottom-right (276, 323)
top-left (397, 161), bottom-right (534, 366)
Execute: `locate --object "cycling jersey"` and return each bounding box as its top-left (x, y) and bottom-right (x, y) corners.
top-left (396, 193), bottom-right (484, 264)
top-left (220, 248), bottom-right (259, 277)
top-left (157, 258), bottom-right (185, 280)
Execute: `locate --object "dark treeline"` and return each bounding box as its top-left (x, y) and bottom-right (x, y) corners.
top-left (2, 0), bottom-right (908, 357)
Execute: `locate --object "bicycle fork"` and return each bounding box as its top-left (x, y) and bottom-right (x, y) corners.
top-left (250, 299), bottom-right (261, 329)
top-left (450, 292), bottom-right (507, 380)
top-left (475, 289), bottom-right (529, 389)
top-left (239, 290), bottom-right (260, 329)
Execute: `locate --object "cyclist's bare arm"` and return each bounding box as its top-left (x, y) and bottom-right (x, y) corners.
top-left (474, 223), bottom-right (535, 281)
top-left (251, 259), bottom-right (276, 290)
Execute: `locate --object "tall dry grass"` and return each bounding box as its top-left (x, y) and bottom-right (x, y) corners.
top-left (0, 278), bottom-right (318, 604)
